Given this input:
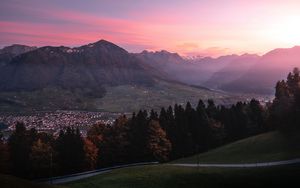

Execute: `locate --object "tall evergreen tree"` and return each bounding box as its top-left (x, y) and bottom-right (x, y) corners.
top-left (127, 110), bottom-right (149, 162)
top-left (8, 122), bottom-right (37, 178)
top-left (55, 127), bottom-right (85, 174)
top-left (270, 68), bottom-right (300, 131)
top-left (0, 133), bottom-right (10, 174)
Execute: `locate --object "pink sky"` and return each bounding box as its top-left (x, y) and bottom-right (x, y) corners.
top-left (1, 0), bottom-right (300, 57)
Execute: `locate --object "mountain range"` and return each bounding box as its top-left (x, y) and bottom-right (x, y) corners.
top-left (0, 44), bottom-right (37, 67)
top-left (0, 40), bottom-right (167, 93)
top-left (0, 40), bottom-right (236, 112)
top-left (0, 39), bottom-right (298, 112)
top-left (136, 47), bottom-right (300, 94)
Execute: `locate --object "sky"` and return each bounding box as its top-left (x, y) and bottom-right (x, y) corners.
top-left (1, 0), bottom-right (300, 57)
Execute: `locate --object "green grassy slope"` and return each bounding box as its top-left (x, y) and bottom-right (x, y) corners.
top-left (67, 131), bottom-right (300, 188)
top-left (67, 165), bottom-right (300, 188)
top-left (173, 131), bottom-right (300, 164)
top-left (0, 174), bottom-right (63, 188)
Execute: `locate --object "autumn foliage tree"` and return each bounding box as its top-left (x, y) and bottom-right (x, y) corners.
top-left (4, 68), bottom-right (298, 179)
top-left (83, 138), bottom-right (98, 170)
top-left (146, 120), bottom-right (171, 162)
top-left (30, 139), bottom-right (53, 178)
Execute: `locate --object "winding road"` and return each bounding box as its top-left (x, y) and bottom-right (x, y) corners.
top-left (170, 158), bottom-right (300, 168)
top-left (39, 159), bottom-right (300, 184)
top-left (38, 162), bottom-right (159, 184)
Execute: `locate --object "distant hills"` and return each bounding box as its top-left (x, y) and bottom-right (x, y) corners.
top-left (135, 46), bottom-right (300, 94)
top-left (223, 46), bottom-right (300, 94)
top-left (0, 40), bottom-right (162, 93)
top-left (0, 44), bottom-right (37, 67)
top-left (0, 40), bottom-right (237, 112)
top-left (0, 39), bottom-right (298, 112)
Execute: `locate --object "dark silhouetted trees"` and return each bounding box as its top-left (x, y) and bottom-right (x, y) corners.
top-left (270, 67), bottom-right (300, 131)
top-left (55, 127), bottom-right (85, 174)
top-left (30, 139), bottom-right (53, 178)
top-left (2, 68), bottom-right (298, 179)
top-left (0, 133), bottom-right (10, 174)
top-left (8, 122), bottom-right (37, 178)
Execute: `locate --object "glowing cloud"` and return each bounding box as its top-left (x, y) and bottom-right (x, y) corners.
top-left (1, 0), bottom-right (300, 57)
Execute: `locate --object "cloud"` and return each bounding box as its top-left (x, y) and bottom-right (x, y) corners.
top-left (176, 42), bottom-right (199, 51)
top-left (181, 47), bottom-right (230, 58)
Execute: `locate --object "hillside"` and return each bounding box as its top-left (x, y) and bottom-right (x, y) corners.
top-left (0, 80), bottom-right (240, 112)
top-left (0, 40), bottom-right (240, 112)
top-left (222, 46), bottom-right (300, 94)
top-left (0, 40), bottom-right (159, 92)
top-left (136, 47), bottom-right (300, 95)
top-left (93, 81), bottom-right (241, 112)
top-left (0, 174), bottom-right (62, 188)
top-left (2, 131), bottom-right (299, 188)
top-left (135, 52), bottom-right (243, 86)
top-left (0, 44), bottom-right (37, 67)
top-left (173, 131), bottom-right (300, 164)
top-left (66, 164), bottom-right (300, 188)
top-left (66, 131), bottom-right (300, 188)
top-left (203, 54), bottom-right (260, 90)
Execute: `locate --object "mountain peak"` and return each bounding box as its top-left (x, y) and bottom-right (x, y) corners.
top-left (0, 39), bottom-right (159, 92)
top-left (88, 39), bottom-right (122, 49)
top-left (0, 44), bottom-right (37, 56)
top-left (79, 39), bottom-right (128, 54)
top-left (92, 39), bottom-right (114, 45)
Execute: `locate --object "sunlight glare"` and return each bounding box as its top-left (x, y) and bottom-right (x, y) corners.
top-left (267, 16), bottom-right (300, 45)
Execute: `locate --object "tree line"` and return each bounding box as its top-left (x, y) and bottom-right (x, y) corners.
top-left (0, 68), bottom-right (299, 179)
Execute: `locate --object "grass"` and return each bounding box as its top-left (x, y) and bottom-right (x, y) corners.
top-left (94, 81), bottom-right (243, 112)
top-left (0, 81), bottom-right (242, 113)
top-left (173, 131), bottom-right (300, 164)
top-left (3, 131), bottom-right (300, 188)
top-left (67, 131), bottom-right (300, 188)
top-left (0, 174), bottom-right (63, 188)
top-left (66, 165), bottom-right (300, 188)
top-left (0, 87), bottom-right (97, 112)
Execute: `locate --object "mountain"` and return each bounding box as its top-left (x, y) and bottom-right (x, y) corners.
top-left (0, 40), bottom-right (160, 93)
top-left (136, 50), bottom-right (185, 66)
top-left (135, 51), bottom-right (257, 88)
top-left (0, 40), bottom-right (237, 112)
top-left (136, 47), bottom-right (299, 95)
top-left (0, 44), bottom-right (37, 67)
top-left (135, 51), bottom-right (243, 86)
top-left (222, 46), bottom-right (300, 94)
top-left (203, 54), bottom-right (260, 90)
top-left (0, 44), bottom-right (37, 56)
top-left (183, 55), bottom-right (241, 84)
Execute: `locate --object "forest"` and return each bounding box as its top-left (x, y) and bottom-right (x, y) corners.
top-left (0, 68), bottom-right (299, 179)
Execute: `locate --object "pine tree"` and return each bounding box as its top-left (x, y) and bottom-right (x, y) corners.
top-left (55, 127), bottom-right (85, 174)
top-left (8, 122), bottom-right (37, 178)
top-left (0, 133), bottom-right (10, 174)
top-left (127, 110), bottom-right (149, 162)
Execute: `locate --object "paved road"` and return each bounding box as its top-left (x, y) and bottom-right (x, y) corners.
top-left (170, 158), bottom-right (300, 168)
top-left (39, 158), bottom-right (300, 184)
top-left (38, 162), bottom-right (158, 184)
